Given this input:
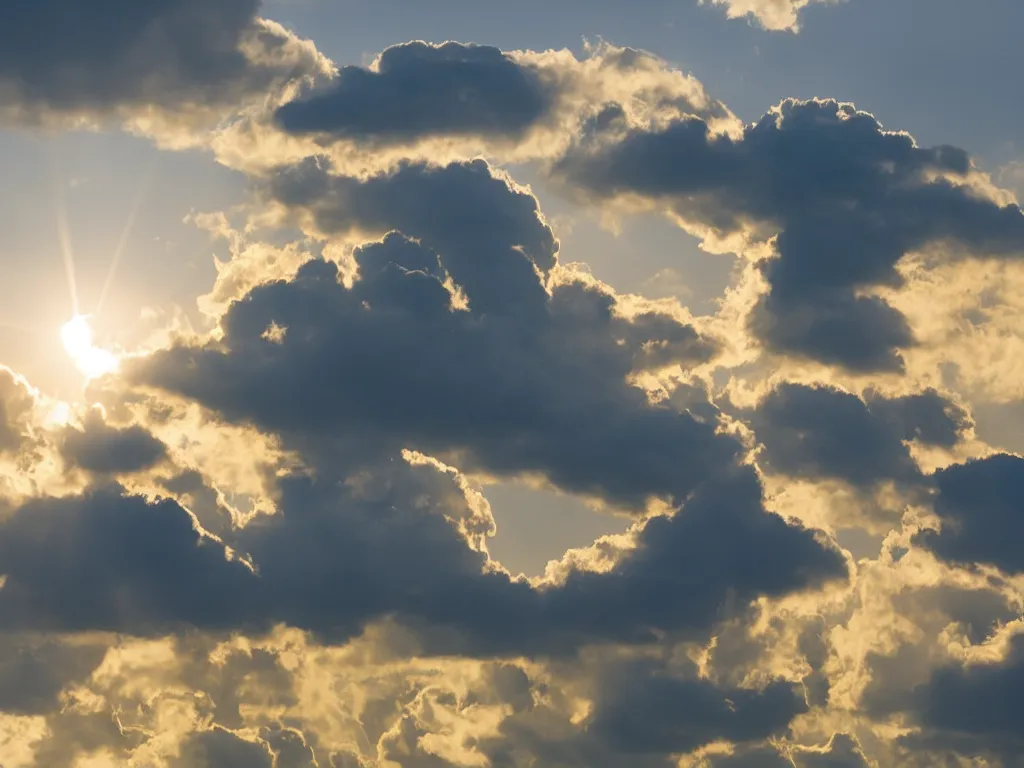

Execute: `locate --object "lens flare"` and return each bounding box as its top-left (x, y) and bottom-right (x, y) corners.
top-left (60, 315), bottom-right (118, 379)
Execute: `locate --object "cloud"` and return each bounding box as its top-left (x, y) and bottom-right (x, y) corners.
top-left (480, 655), bottom-right (810, 767)
top-left (0, 637), bottom-right (105, 716)
top-left (746, 383), bottom-right (969, 489)
top-left (171, 726), bottom-right (274, 768)
top-left (140, 159), bottom-right (733, 511)
top-left (914, 453), bottom-right (1024, 576)
top-left (0, 487), bottom-right (260, 635)
top-left (216, 40), bottom-right (737, 173)
top-left (0, 0), bottom-right (330, 138)
top-left (701, 0), bottom-right (836, 32)
top-left (0, 449), bottom-right (845, 657)
top-left (0, 367), bottom-right (37, 455)
top-left (266, 157), bottom-right (559, 315)
top-left (59, 409), bottom-right (167, 475)
top-left (275, 41), bottom-right (554, 144)
top-left (554, 98), bottom-right (1024, 372)
top-left (586, 659), bottom-right (807, 755)
top-left (900, 632), bottom-right (1024, 761)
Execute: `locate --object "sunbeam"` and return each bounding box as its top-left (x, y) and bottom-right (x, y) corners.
top-left (49, 151), bottom-right (81, 318)
top-left (55, 187), bottom-right (80, 317)
top-left (96, 157), bottom-right (160, 316)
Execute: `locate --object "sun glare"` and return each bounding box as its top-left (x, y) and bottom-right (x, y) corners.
top-left (60, 314), bottom-right (118, 379)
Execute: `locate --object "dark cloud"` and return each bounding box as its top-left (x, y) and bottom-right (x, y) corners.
top-left (531, 468), bottom-right (846, 652)
top-left (0, 487), bottom-right (260, 634)
top-left (554, 99), bottom-right (1024, 371)
top-left (269, 40), bottom-right (736, 163)
top-left (747, 292), bottom-right (915, 373)
top-left (0, 0), bottom-right (324, 124)
top-left (276, 41), bottom-right (554, 144)
top-left (142, 159), bottom-right (730, 510)
top-left (60, 411), bottom-right (167, 474)
top-left (301, 462), bottom-right (845, 655)
top-left (160, 468), bottom-right (236, 536)
top-left (914, 454), bottom-right (1024, 575)
top-left (262, 727), bottom-right (318, 768)
top-left (587, 660), bottom-right (806, 756)
top-left (864, 389), bottom-right (972, 449)
top-left (0, 637), bottom-right (106, 715)
top-left (267, 157), bottom-right (558, 316)
top-left (859, 584), bottom-right (1020, 723)
top-left (0, 460), bottom-right (844, 657)
top-left (903, 633), bottom-right (1024, 760)
top-left (171, 727), bottom-right (273, 768)
top-left (746, 383), bottom-right (966, 488)
top-left (480, 658), bottom-right (806, 768)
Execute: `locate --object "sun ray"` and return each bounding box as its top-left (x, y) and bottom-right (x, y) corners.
top-left (55, 188), bottom-right (80, 317)
top-left (96, 156), bottom-right (160, 316)
top-left (49, 151), bottom-right (80, 317)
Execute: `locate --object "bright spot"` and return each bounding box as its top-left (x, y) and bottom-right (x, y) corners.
top-left (60, 315), bottom-right (119, 379)
top-left (44, 400), bottom-right (73, 427)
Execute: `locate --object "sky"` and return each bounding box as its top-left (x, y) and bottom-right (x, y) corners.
top-left (0, 1), bottom-right (1022, 766)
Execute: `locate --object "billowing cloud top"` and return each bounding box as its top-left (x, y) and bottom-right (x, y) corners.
top-left (275, 41), bottom-right (556, 144)
top-left (556, 98), bottom-right (1024, 371)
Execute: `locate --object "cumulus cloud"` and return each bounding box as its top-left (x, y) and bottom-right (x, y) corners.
top-left (554, 98), bottom-right (1024, 372)
top-left (477, 654), bottom-right (810, 767)
top-left (914, 454), bottom-right (1024, 576)
top-left (747, 383), bottom-right (969, 488)
top-left (275, 41), bottom-right (555, 144)
top-left (585, 659), bottom-right (807, 755)
top-left (0, 438), bottom-right (845, 657)
top-left (0, 487), bottom-right (258, 635)
top-left (141, 159), bottom-right (732, 510)
top-left (903, 632), bottom-right (1024, 760)
top-left (0, 637), bottom-right (105, 716)
top-left (0, 366), bottom-right (35, 455)
top-left (59, 409), bottom-right (167, 475)
top-left (171, 727), bottom-right (274, 767)
top-left (702, 0), bottom-right (836, 32)
top-left (0, 0), bottom-right (331, 139)
top-left (215, 40), bottom-right (737, 173)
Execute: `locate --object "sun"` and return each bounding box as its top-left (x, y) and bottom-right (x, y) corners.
top-left (60, 315), bottom-right (119, 379)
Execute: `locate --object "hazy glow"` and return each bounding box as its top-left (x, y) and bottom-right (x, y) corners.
top-left (60, 315), bottom-right (118, 379)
